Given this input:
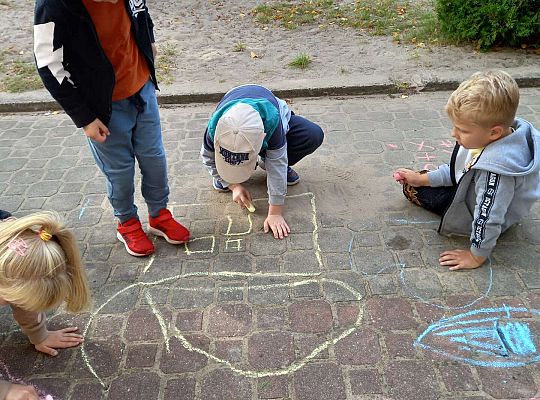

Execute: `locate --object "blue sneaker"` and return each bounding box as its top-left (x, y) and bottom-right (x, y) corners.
top-left (212, 178), bottom-right (230, 192)
top-left (287, 167), bottom-right (300, 186)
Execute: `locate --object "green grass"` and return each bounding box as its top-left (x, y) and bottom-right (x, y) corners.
top-left (233, 41), bottom-right (247, 52)
top-left (155, 42), bottom-right (177, 85)
top-left (252, 0), bottom-right (444, 46)
top-left (0, 59), bottom-right (42, 93)
top-left (288, 53), bottom-right (312, 69)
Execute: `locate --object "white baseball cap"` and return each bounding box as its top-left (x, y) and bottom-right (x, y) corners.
top-left (214, 102), bottom-right (265, 184)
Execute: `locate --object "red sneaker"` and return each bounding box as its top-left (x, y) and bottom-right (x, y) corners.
top-left (117, 218), bottom-right (155, 257)
top-left (148, 209), bottom-right (190, 244)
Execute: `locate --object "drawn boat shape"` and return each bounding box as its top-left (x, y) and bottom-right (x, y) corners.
top-left (415, 306), bottom-right (540, 367)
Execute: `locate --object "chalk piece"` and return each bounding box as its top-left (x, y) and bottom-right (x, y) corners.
top-left (246, 201), bottom-right (256, 213)
top-left (393, 172), bottom-right (403, 182)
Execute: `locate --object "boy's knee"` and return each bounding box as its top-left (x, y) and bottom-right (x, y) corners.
top-left (309, 124), bottom-right (324, 149)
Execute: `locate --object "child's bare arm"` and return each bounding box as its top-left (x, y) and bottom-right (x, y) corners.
top-left (394, 168), bottom-right (430, 187)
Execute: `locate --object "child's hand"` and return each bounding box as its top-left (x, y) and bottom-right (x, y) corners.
top-left (83, 118), bottom-right (110, 143)
top-left (34, 327), bottom-right (84, 356)
top-left (394, 168), bottom-right (429, 187)
top-left (5, 383), bottom-right (38, 400)
top-left (230, 184), bottom-right (252, 210)
top-left (264, 214), bottom-right (290, 239)
top-left (439, 249), bottom-right (486, 271)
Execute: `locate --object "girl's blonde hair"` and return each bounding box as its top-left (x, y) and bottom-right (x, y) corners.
top-left (446, 70), bottom-right (519, 128)
top-left (0, 211), bottom-right (90, 313)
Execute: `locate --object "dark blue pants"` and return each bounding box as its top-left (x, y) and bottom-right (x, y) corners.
top-left (286, 114), bottom-right (324, 166)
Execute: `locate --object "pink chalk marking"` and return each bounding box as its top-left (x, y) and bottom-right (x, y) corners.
top-left (0, 360), bottom-right (54, 399)
top-left (438, 139), bottom-right (454, 148)
top-left (417, 153), bottom-right (437, 162)
top-left (408, 141), bottom-right (435, 152)
top-left (423, 163), bottom-right (437, 171)
top-left (387, 143), bottom-right (398, 149)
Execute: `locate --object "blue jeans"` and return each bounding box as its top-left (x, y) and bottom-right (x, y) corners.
top-left (88, 80), bottom-right (169, 223)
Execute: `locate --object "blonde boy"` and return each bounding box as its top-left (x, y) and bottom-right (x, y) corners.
top-left (395, 70), bottom-right (540, 270)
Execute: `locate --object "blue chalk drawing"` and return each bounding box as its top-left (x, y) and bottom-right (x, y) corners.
top-left (399, 258), bottom-right (493, 311)
top-left (415, 306), bottom-right (540, 367)
top-left (348, 235), bottom-right (493, 310)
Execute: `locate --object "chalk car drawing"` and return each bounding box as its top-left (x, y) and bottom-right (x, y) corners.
top-left (415, 306), bottom-right (540, 367)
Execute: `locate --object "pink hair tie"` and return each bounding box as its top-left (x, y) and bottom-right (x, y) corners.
top-left (8, 238), bottom-right (28, 256)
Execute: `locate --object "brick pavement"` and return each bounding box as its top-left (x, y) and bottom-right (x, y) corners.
top-left (0, 90), bottom-right (539, 399)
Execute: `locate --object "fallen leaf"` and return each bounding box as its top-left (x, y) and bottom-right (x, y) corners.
top-left (250, 51), bottom-right (259, 58)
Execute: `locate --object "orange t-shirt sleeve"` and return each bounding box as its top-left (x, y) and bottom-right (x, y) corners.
top-left (83, 0), bottom-right (150, 101)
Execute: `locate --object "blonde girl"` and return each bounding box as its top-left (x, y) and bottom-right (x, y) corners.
top-left (0, 211), bottom-right (91, 398)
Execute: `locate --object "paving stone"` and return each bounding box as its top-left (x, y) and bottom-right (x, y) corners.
top-left (207, 303), bottom-right (252, 337)
top-left (289, 300), bottom-right (333, 333)
top-left (438, 362), bottom-right (478, 392)
top-left (367, 274), bottom-right (398, 295)
top-left (248, 331), bottom-right (295, 369)
top-left (176, 310), bottom-right (203, 331)
top-left (249, 232), bottom-right (288, 256)
top-left (248, 276), bottom-right (290, 305)
top-left (385, 360), bottom-right (440, 400)
top-left (292, 281), bottom-right (322, 298)
top-left (366, 297), bottom-right (417, 330)
top-left (294, 334), bottom-right (329, 359)
top-left (335, 328), bottom-right (381, 365)
top-left (94, 315), bottom-right (125, 339)
top-left (256, 307), bottom-right (287, 330)
top-left (107, 372), bottom-right (160, 400)
top-left (71, 383), bottom-right (105, 400)
top-left (29, 378), bottom-right (70, 400)
top-left (254, 256), bottom-right (281, 273)
top-left (476, 367), bottom-right (537, 399)
top-left (214, 253), bottom-right (252, 274)
top-left (348, 368), bottom-right (383, 395)
top-left (384, 332), bottom-right (416, 359)
top-left (169, 278), bottom-right (215, 309)
top-left (352, 248), bottom-right (396, 275)
top-left (217, 282), bottom-right (244, 301)
top-left (159, 336), bottom-right (209, 373)
top-left (324, 252), bottom-right (352, 270)
top-left (323, 271), bottom-right (366, 302)
top-left (214, 338), bottom-right (244, 363)
top-left (293, 362), bottom-right (346, 400)
top-left (401, 268), bottom-right (444, 299)
top-left (125, 344), bottom-right (158, 368)
top-left (258, 375), bottom-right (290, 399)
top-left (72, 337), bottom-right (124, 379)
top-left (163, 377), bottom-right (197, 400)
top-left (283, 250), bottom-right (322, 273)
top-left (200, 369), bottom-right (252, 400)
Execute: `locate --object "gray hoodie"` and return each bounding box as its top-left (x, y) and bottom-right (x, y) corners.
top-left (428, 118), bottom-right (540, 258)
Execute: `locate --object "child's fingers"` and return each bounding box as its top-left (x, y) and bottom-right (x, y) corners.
top-left (35, 344), bottom-right (58, 357)
top-left (59, 326), bottom-right (79, 333)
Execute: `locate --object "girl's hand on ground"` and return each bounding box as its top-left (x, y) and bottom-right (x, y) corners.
top-left (34, 327), bottom-right (84, 356)
top-left (230, 184), bottom-right (252, 209)
top-left (439, 249), bottom-right (486, 271)
top-left (83, 118), bottom-right (109, 143)
top-left (264, 214), bottom-right (290, 239)
top-left (394, 168), bottom-right (429, 187)
top-left (6, 383), bottom-right (38, 400)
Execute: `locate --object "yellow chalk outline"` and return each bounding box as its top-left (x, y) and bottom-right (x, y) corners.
top-left (81, 192), bottom-right (350, 387)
